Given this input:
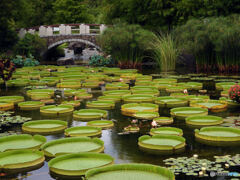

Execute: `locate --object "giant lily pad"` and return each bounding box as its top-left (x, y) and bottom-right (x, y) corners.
top-left (170, 107), bottom-right (208, 120)
top-left (153, 117), bottom-right (174, 125)
top-left (57, 82), bottom-right (81, 89)
top-left (41, 137), bottom-right (104, 158)
top-left (106, 83), bottom-right (129, 90)
top-left (133, 112), bottom-right (159, 120)
top-left (0, 149), bottom-right (45, 173)
top-left (26, 89), bottom-right (54, 97)
top-left (98, 95), bottom-right (121, 102)
top-left (195, 126), bottom-right (240, 146)
top-left (63, 89), bottom-right (86, 96)
top-left (40, 105), bottom-right (74, 116)
top-left (73, 109), bottom-right (108, 121)
top-left (61, 101), bottom-right (81, 107)
top-left (86, 101), bottom-right (115, 110)
top-left (87, 120), bottom-right (114, 129)
top-left (49, 152), bottom-right (114, 177)
top-left (18, 101), bottom-right (45, 110)
top-left (22, 120), bottom-right (68, 135)
top-left (0, 96), bottom-right (24, 105)
top-left (121, 103), bottom-right (159, 117)
top-left (85, 163), bottom-right (175, 180)
top-left (0, 101), bottom-right (14, 111)
top-left (150, 127), bottom-right (183, 136)
top-left (190, 100), bottom-right (227, 112)
top-left (123, 95), bottom-right (155, 103)
top-left (138, 135), bottom-right (186, 155)
top-left (155, 96), bottom-right (188, 108)
top-left (186, 115), bottom-right (223, 127)
top-left (65, 126), bottom-right (102, 137)
top-left (0, 134), bottom-right (46, 152)
top-left (178, 82), bottom-right (202, 90)
top-left (103, 90), bottom-right (131, 97)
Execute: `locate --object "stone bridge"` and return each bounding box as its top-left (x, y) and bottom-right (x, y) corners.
top-left (18, 24), bottom-right (107, 51)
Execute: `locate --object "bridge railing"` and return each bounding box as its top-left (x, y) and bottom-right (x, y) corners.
top-left (18, 24), bottom-right (107, 38)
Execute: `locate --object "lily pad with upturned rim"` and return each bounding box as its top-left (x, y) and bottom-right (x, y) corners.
top-left (103, 90), bottom-right (131, 98)
top-left (155, 96), bottom-right (188, 108)
top-left (190, 99), bottom-right (227, 112)
top-left (86, 101), bottom-right (115, 110)
top-left (0, 96), bottom-right (24, 105)
top-left (61, 101), bottom-right (81, 108)
top-left (0, 149), bottom-right (45, 173)
top-left (133, 112), bottom-right (159, 120)
top-left (170, 107), bottom-right (208, 120)
top-left (85, 163), bottom-right (175, 180)
top-left (0, 134), bottom-right (46, 152)
top-left (40, 105), bottom-right (74, 116)
top-left (65, 126), bottom-right (102, 137)
top-left (22, 120), bottom-right (68, 135)
top-left (18, 101), bottom-right (45, 110)
top-left (123, 95), bottom-right (155, 103)
top-left (98, 95), bottom-right (121, 102)
top-left (87, 120), bottom-right (114, 129)
top-left (73, 109), bottom-right (108, 121)
top-left (186, 115), bottom-right (223, 127)
top-left (150, 127), bottom-right (183, 136)
top-left (41, 137), bottom-right (104, 158)
top-left (48, 152), bottom-right (114, 177)
top-left (0, 101), bottom-right (14, 111)
top-left (153, 117), bottom-right (174, 125)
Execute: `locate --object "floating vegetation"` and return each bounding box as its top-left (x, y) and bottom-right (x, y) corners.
top-left (186, 115), bottom-right (223, 127)
top-left (0, 134), bottom-right (46, 152)
top-left (121, 103), bottom-right (159, 117)
top-left (103, 90), bottom-right (131, 98)
top-left (48, 152), bottom-right (114, 177)
top-left (123, 126), bottom-right (140, 133)
top-left (150, 127), bottom-right (183, 136)
top-left (41, 137), bottom-right (104, 158)
top-left (0, 114), bottom-right (32, 128)
top-left (73, 109), bottom-right (108, 121)
top-left (0, 101), bottom-right (14, 111)
top-left (153, 117), bottom-right (174, 125)
top-left (105, 83), bottom-right (129, 90)
top-left (63, 89), bottom-right (86, 96)
top-left (133, 111), bottom-right (159, 120)
top-left (190, 99), bottom-right (227, 112)
top-left (18, 101), bottom-right (45, 110)
top-left (155, 96), bottom-right (188, 108)
top-left (219, 97), bottom-right (240, 108)
top-left (85, 163), bottom-right (175, 180)
top-left (123, 95), bottom-right (155, 103)
top-left (57, 82), bottom-right (81, 89)
top-left (216, 82), bottom-right (235, 91)
top-left (170, 107), bottom-right (208, 120)
top-left (98, 95), bottom-right (121, 102)
top-left (186, 95), bottom-right (210, 102)
top-left (61, 101), bottom-right (81, 107)
top-left (131, 89), bottom-right (160, 96)
top-left (178, 82), bottom-right (202, 90)
top-left (0, 150), bottom-right (45, 173)
top-left (138, 135), bottom-right (186, 155)
top-left (195, 126), bottom-right (240, 146)
top-left (86, 100), bottom-right (115, 110)
top-left (0, 96), bottom-right (24, 105)
top-left (75, 92), bottom-right (93, 100)
top-left (65, 126), bottom-right (102, 137)
top-left (221, 116), bottom-right (240, 129)
top-left (40, 105), bottom-right (74, 116)
top-left (22, 120), bottom-right (68, 135)
top-left (26, 89), bottom-right (54, 97)
top-left (87, 120), bottom-right (114, 129)
top-left (82, 81), bottom-right (100, 88)
top-left (166, 86), bottom-right (185, 93)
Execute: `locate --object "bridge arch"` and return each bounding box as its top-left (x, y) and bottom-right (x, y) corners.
top-left (47, 38), bottom-right (101, 51)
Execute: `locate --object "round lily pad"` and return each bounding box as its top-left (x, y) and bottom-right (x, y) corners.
top-left (41, 137), bottom-right (104, 158)
top-left (75, 93), bottom-right (93, 100)
top-left (155, 96), bottom-right (188, 108)
top-left (123, 95), bottom-right (155, 103)
top-left (0, 96), bottom-right (24, 104)
top-left (26, 89), bottom-right (54, 97)
top-left (153, 117), bottom-right (174, 125)
top-left (131, 89), bottom-right (159, 96)
top-left (65, 126), bottom-right (102, 137)
top-left (87, 120), bottom-right (114, 129)
top-left (85, 163), bottom-right (175, 180)
top-left (40, 105), bottom-right (74, 116)
top-left (49, 152), bottom-right (114, 177)
top-left (186, 115), bottom-right (223, 127)
top-left (105, 83), bottom-right (129, 90)
top-left (190, 99), bottom-right (227, 112)
top-left (98, 95), bottom-right (121, 102)
top-left (73, 109), bottom-right (108, 121)
top-left (18, 101), bottom-right (45, 110)
top-left (86, 101), bottom-right (115, 110)
top-left (57, 82), bottom-right (81, 89)
top-left (0, 101), bottom-right (14, 111)
top-left (0, 149), bottom-right (45, 173)
top-left (22, 120), bottom-right (68, 135)
top-left (138, 135), bottom-right (186, 155)
top-left (170, 107), bottom-right (208, 120)
top-left (166, 86), bottom-right (185, 93)
top-left (63, 89), bottom-right (86, 96)
top-left (61, 101), bottom-right (81, 107)
top-left (103, 90), bottom-right (131, 97)
top-left (133, 112), bottom-right (159, 120)
top-left (195, 126), bottom-right (240, 146)
top-left (0, 134), bottom-right (46, 152)
top-left (121, 103), bottom-right (159, 117)
top-left (150, 127), bottom-right (183, 136)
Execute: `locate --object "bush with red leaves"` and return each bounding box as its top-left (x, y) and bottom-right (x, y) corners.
top-left (229, 82), bottom-right (240, 103)
top-left (0, 58), bottom-right (16, 83)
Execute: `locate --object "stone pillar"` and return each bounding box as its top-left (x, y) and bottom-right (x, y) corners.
top-left (59, 24), bottom-right (66, 35)
top-left (39, 26), bottom-right (47, 37)
top-left (100, 24), bottom-right (106, 34)
top-left (66, 25), bottom-right (71, 35)
top-left (85, 25), bottom-right (90, 34)
top-left (18, 28), bottom-right (26, 38)
top-left (80, 24), bottom-right (86, 34)
top-left (46, 27), bottom-right (53, 36)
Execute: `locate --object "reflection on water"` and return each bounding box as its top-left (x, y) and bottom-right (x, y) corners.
top-left (0, 87), bottom-right (240, 180)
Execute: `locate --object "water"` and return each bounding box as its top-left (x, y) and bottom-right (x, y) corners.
top-left (1, 87), bottom-right (240, 180)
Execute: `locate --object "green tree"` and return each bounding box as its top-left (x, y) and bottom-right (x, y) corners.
top-left (53, 0), bottom-right (92, 23)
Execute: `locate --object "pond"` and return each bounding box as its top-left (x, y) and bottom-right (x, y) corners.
top-left (1, 67), bottom-right (240, 180)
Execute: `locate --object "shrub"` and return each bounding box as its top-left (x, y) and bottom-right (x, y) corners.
top-left (89, 55), bottom-right (113, 67)
top-left (11, 54), bottom-right (39, 67)
top-left (229, 83), bottom-right (240, 103)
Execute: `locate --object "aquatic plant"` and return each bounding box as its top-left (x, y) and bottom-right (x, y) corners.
top-left (229, 83), bottom-right (240, 103)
